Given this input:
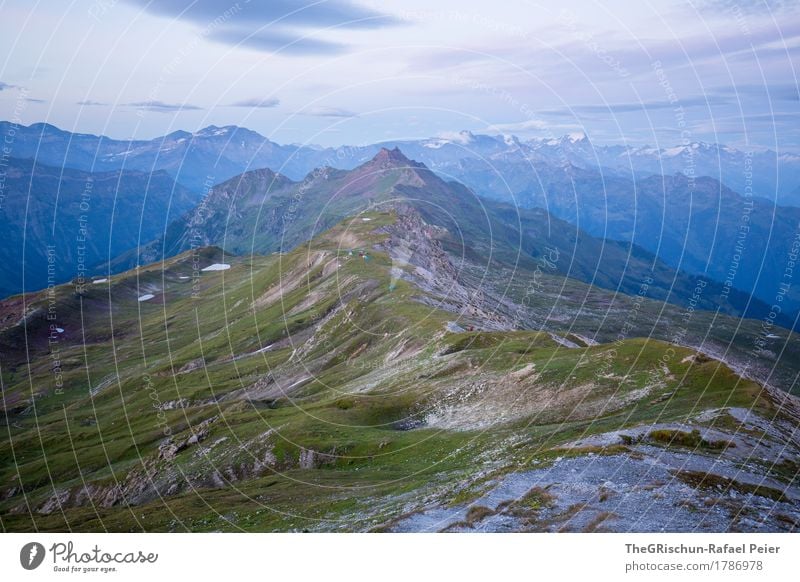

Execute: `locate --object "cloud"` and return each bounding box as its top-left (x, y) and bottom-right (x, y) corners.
top-left (126, 100), bottom-right (203, 112)
top-left (610, 20), bottom-right (800, 75)
top-left (0, 81), bottom-right (18, 91)
top-left (76, 99), bottom-right (108, 106)
top-left (301, 106), bottom-right (358, 118)
top-left (712, 84), bottom-right (800, 102)
top-left (209, 27), bottom-right (347, 55)
top-left (435, 130), bottom-right (478, 144)
top-left (539, 95), bottom-right (733, 118)
top-left (698, 0), bottom-right (792, 14)
top-left (122, 0), bottom-right (401, 55)
top-left (227, 97), bottom-right (280, 108)
top-left (485, 119), bottom-right (549, 133)
top-left (24, 97), bottom-right (46, 103)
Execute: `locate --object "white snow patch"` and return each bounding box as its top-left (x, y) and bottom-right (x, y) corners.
top-left (92, 278), bottom-right (108, 284)
top-left (201, 263), bottom-right (231, 272)
top-left (361, 217), bottom-right (372, 222)
top-left (138, 294), bottom-right (155, 302)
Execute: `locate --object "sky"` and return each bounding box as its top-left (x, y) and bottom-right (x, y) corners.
top-left (0, 0), bottom-right (798, 149)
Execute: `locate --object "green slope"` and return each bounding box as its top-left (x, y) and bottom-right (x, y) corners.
top-left (1, 210), bottom-right (797, 532)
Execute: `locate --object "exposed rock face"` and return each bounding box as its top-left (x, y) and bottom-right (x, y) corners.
top-left (376, 205), bottom-right (515, 331)
top-left (389, 405), bottom-right (800, 533)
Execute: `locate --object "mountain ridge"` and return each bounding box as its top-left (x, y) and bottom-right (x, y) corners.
top-left (123, 147), bottom-right (791, 330)
top-left (2, 208), bottom-right (798, 532)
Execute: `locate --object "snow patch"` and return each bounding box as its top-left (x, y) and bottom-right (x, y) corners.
top-left (201, 263), bottom-right (231, 272)
top-left (138, 294), bottom-right (155, 302)
top-left (664, 146), bottom-right (686, 156)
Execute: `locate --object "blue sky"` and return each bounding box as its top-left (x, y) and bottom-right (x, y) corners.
top-left (0, 0), bottom-right (798, 149)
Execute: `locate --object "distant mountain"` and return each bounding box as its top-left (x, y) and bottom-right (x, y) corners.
top-left (0, 122), bottom-right (333, 191)
top-left (0, 158), bottom-right (196, 297)
top-left (5, 121), bottom-right (798, 205)
top-left (367, 131), bottom-right (800, 207)
top-left (442, 157), bottom-right (800, 317)
top-left (131, 147), bottom-right (783, 327)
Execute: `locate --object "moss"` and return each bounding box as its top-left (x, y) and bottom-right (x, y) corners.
top-left (582, 511), bottom-right (617, 532)
top-left (673, 470), bottom-right (788, 502)
top-left (504, 486), bottom-right (556, 515)
top-left (334, 398), bottom-right (354, 410)
top-left (465, 505), bottom-right (495, 524)
top-left (648, 429), bottom-right (733, 451)
top-left (448, 483), bottom-right (489, 507)
top-left (769, 458), bottom-right (800, 482)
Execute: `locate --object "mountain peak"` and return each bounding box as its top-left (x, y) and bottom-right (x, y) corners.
top-left (363, 147), bottom-right (429, 172)
top-left (195, 125), bottom-right (236, 137)
top-left (564, 131), bottom-right (588, 143)
top-left (373, 146), bottom-right (413, 164)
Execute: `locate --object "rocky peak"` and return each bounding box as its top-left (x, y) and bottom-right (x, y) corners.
top-left (370, 147), bottom-right (419, 167)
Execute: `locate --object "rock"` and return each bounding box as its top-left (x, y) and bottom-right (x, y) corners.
top-left (38, 489), bottom-right (70, 514)
top-left (178, 358), bottom-right (205, 374)
top-left (299, 449), bottom-right (317, 469)
top-left (158, 440), bottom-right (183, 461)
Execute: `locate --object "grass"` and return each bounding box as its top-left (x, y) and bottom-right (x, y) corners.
top-left (509, 486), bottom-right (556, 513)
top-left (0, 210), bottom-right (791, 532)
top-left (465, 505), bottom-right (495, 524)
top-left (673, 470), bottom-right (789, 503)
top-left (648, 429), bottom-right (734, 451)
top-left (582, 511), bottom-right (617, 532)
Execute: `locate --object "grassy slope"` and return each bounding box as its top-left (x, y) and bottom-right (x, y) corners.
top-left (0, 211), bottom-right (788, 532)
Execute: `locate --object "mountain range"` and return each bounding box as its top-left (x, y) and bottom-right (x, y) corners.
top-left (4, 122), bottom-right (799, 205)
top-left (2, 121), bottom-right (798, 328)
top-left (123, 147), bottom-right (780, 328)
top-left (2, 122), bottom-right (800, 533)
top-left (4, 124), bottom-right (800, 319)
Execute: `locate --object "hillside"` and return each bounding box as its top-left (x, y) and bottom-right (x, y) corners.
top-left (443, 158), bottom-right (800, 317)
top-left (1, 209), bottom-right (798, 532)
top-left (129, 148), bottom-right (787, 329)
top-left (0, 158), bottom-right (197, 298)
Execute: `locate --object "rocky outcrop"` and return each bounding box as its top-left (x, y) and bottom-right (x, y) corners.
top-left (376, 206), bottom-right (514, 331)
